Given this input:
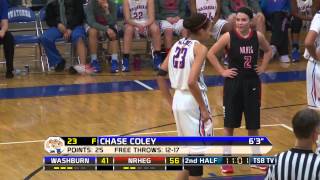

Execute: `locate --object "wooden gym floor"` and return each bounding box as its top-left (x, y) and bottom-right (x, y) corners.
top-left (0, 53), bottom-right (308, 179)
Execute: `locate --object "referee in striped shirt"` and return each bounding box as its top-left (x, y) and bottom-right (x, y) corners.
top-left (265, 108), bottom-right (320, 180)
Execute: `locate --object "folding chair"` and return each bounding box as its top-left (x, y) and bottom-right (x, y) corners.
top-left (7, 6), bottom-right (45, 72)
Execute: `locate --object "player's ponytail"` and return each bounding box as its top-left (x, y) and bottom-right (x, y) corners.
top-left (183, 13), bottom-right (209, 34)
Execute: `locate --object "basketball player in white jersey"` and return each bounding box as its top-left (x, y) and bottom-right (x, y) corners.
top-left (189, 0), bottom-right (232, 40)
top-left (304, 10), bottom-right (320, 109)
top-left (303, 7), bottom-right (320, 155)
top-left (123, 0), bottom-right (162, 71)
top-left (157, 14), bottom-right (212, 180)
top-left (291, 0), bottom-right (313, 62)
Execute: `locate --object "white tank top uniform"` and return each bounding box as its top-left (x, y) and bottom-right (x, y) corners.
top-left (304, 11), bottom-right (320, 109)
top-left (168, 38), bottom-right (213, 137)
top-left (128, 0), bottom-right (148, 36)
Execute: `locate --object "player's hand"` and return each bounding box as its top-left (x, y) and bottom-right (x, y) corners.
top-left (63, 29), bottom-right (72, 41)
top-left (58, 23), bottom-right (67, 34)
top-left (136, 24), bottom-right (145, 33)
top-left (166, 17), bottom-right (175, 24)
top-left (222, 68), bottom-right (238, 78)
top-left (200, 109), bottom-right (211, 122)
top-left (315, 49), bottom-right (320, 61)
top-left (173, 16), bottom-right (180, 23)
top-left (0, 30), bottom-right (5, 38)
top-left (306, 15), bottom-right (313, 21)
top-left (106, 28), bottom-right (115, 37)
top-left (101, 2), bottom-right (109, 11)
top-left (227, 13), bottom-right (236, 22)
top-left (255, 65), bottom-right (267, 75)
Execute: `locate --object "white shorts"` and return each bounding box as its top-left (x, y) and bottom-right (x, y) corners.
top-left (306, 60), bottom-right (320, 109)
top-left (172, 90), bottom-right (213, 136)
top-left (212, 19), bottom-right (228, 40)
top-left (159, 19), bottom-right (184, 35)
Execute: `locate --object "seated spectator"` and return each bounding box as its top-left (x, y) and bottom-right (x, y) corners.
top-left (260, 0), bottom-right (291, 63)
top-left (290, 0), bottom-right (313, 62)
top-left (155, 0), bottom-right (188, 58)
top-left (222, 0), bottom-right (265, 34)
top-left (40, 0), bottom-right (89, 74)
top-left (85, 0), bottom-right (120, 73)
top-left (0, 0), bottom-right (14, 78)
top-left (265, 108), bottom-right (320, 179)
top-left (189, 0), bottom-right (232, 40)
top-left (123, 0), bottom-right (162, 71)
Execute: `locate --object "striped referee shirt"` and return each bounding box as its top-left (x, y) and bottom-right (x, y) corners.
top-left (265, 148), bottom-right (320, 180)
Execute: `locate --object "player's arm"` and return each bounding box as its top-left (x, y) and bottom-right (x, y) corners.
top-left (188, 43), bottom-right (210, 122)
top-left (207, 33), bottom-right (237, 78)
top-left (189, 0), bottom-right (197, 15)
top-left (145, 0), bottom-right (156, 27)
top-left (0, 19), bottom-right (8, 38)
top-left (305, 30), bottom-right (320, 60)
top-left (290, 0), bottom-right (299, 18)
top-left (0, 0), bottom-right (8, 37)
top-left (305, 14), bottom-right (320, 61)
top-left (256, 31), bottom-right (272, 74)
top-left (123, 0), bottom-right (140, 26)
top-left (156, 55), bottom-right (172, 107)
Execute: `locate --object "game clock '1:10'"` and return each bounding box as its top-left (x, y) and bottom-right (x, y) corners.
top-left (225, 157), bottom-right (250, 164)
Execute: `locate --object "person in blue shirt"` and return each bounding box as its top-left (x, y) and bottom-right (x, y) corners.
top-left (0, 0), bottom-right (14, 78)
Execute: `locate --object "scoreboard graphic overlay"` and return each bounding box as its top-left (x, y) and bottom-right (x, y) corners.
top-left (43, 136), bottom-right (275, 171)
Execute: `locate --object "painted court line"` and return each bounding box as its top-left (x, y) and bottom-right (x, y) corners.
top-left (134, 80), bottom-right (154, 90)
top-left (0, 139), bottom-right (45, 145)
top-left (280, 124), bottom-right (293, 132)
top-left (0, 70), bottom-right (307, 100)
top-left (0, 124), bottom-right (287, 146)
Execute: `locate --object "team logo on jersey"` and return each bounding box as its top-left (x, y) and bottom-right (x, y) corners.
top-left (44, 137), bottom-right (65, 154)
top-left (134, 0), bottom-right (141, 4)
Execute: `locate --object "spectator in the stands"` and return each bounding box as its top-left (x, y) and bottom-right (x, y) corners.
top-left (290, 0), bottom-right (313, 62)
top-left (260, 0), bottom-right (291, 63)
top-left (122, 0), bottom-right (162, 71)
top-left (155, 0), bottom-right (188, 60)
top-left (40, 0), bottom-right (90, 74)
top-left (0, 0), bottom-right (14, 78)
top-left (85, 0), bottom-right (120, 73)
